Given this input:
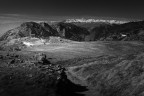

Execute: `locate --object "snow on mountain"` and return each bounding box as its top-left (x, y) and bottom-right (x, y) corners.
top-left (65, 18), bottom-right (129, 24)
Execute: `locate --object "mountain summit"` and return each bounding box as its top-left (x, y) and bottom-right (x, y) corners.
top-left (0, 22), bottom-right (56, 41)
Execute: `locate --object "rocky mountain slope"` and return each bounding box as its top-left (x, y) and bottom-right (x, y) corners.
top-left (53, 22), bottom-right (89, 41)
top-left (84, 21), bottom-right (144, 41)
top-left (0, 21), bottom-right (90, 42)
top-left (39, 22), bottom-right (58, 36)
top-left (0, 22), bottom-right (57, 41)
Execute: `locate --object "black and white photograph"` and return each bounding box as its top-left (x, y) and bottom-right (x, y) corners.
top-left (0, 0), bottom-right (144, 96)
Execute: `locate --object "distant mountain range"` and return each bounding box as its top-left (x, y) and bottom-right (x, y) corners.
top-left (64, 18), bottom-right (129, 24)
top-left (0, 19), bottom-right (144, 42)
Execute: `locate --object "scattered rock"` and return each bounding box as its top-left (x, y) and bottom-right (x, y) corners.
top-left (10, 59), bottom-right (16, 64)
top-left (0, 55), bottom-right (3, 59)
top-left (35, 53), bottom-right (51, 65)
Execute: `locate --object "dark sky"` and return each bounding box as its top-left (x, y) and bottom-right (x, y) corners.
top-left (0, 0), bottom-right (144, 20)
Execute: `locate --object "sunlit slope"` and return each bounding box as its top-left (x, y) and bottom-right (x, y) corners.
top-left (24, 41), bottom-right (144, 62)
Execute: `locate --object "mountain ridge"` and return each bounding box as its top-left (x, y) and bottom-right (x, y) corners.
top-left (1, 20), bottom-right (144, 42)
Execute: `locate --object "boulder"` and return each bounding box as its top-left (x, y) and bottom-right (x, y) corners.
top-left (35, 53), bottom-right (51, 64)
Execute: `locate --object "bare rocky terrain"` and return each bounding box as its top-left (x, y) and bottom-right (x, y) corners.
top-left (1, 20), bottom-right (144, 96)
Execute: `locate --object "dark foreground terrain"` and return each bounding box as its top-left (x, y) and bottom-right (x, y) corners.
top-left (0, 41), bottom-right (144, 96)
top-left (0, 51), bottom-right (89, 96)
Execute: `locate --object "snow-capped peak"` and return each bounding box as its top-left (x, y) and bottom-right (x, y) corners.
top-left (65, 18), bottom-right (129, 24)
